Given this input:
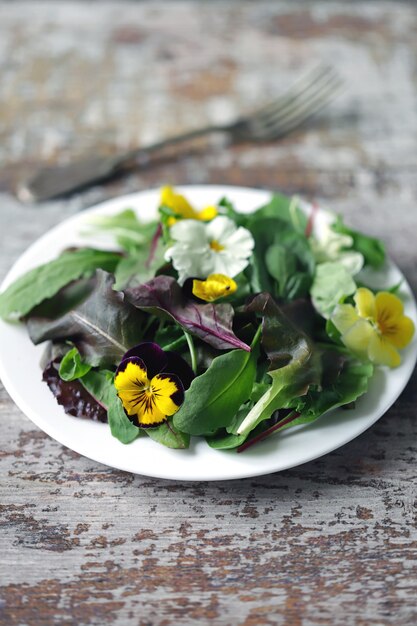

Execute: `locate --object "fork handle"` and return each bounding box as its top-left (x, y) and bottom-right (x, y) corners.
top-left (19, 122), bottom-right (232, 203)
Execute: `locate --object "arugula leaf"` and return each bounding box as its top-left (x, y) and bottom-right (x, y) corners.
top-left (332, 218), bottom-right (385, 268)
top-left (311, 262), bottom-right (356, 319)
top-left (0, 248), bottom-right (121, 321)
top-left (173, 340), bottom-right (259, 436)
top-left (146, 421), bottom-right (190, 449)
top-left (27, 270), bottom-right (145, 367)
top-left (59, 347), bottom-right (92, 381)
top-left (124, 275), bottom-right (250, 352)
top-left (237, 294), bottom-right (320, 436)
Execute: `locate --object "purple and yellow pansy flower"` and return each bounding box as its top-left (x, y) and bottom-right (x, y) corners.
top-left (114, 342), bottom-right (194, 428)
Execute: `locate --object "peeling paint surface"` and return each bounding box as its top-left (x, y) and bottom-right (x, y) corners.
top-left (1, 2), bottom-right (417, 625)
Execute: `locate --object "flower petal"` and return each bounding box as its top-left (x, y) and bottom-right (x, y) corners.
top-left (199, 205), bottom-right (218, 221)
top-left (354, 288), bottom-right (376, 320)
top-left (224, 227), bottom-right (255, 256)
top-left (121, 342), bottom-right (167, 379)
top-left (151, 373), bottom-right (184, 416)
top-left (341, 319), bottom-right (374, 358)
top-left (331, 304), bottom-right (361, 334)
top-left (168, 219), bottom-right (208, 244)
top-left (192, 274), bottom-right (237, 303)
top-left (375, 291), bottom-right (404, 324)
top-left (368, 333), bottom-right (401, 368)
top-left (160, 186), bottom-right (196, 219)
top-left (382, 315), bottom-right (415, 349)
top-left (114, 357), bottom-right (150, 417)
top-left (115, 357), bottom-right (148, 391)
top-left (135, 400), bottom-right (167, 428)
top-left (206, 216), bottom-right (237, 243)
top-left (164, 351), bottom-right (195, 390)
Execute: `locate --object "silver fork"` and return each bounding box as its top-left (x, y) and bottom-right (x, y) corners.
top-left (19, 65), bottom-right (343, 203)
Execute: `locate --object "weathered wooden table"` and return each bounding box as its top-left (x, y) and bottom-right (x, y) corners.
top-left (1, 2), bottom-right (417, 624)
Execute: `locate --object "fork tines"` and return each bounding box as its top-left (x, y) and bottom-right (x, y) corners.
top-left (248, 65), bottom-right (343, 140)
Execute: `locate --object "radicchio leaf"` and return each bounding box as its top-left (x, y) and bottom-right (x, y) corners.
top-left (43, 359), bottom-right (107, 422)
top-left (27, 270), bottom-right (145, 367)
top-left (123, 275), bottom-right (250, 352)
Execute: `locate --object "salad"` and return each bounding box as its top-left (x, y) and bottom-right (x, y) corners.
top-left (0, 187), bottom-right (414, 452)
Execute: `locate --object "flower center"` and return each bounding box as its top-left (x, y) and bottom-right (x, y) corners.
top-left (210, 239), bottom-right (224, 252)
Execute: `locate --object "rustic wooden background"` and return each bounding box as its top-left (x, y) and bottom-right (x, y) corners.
top-left (1, 2), bottom-right (417, 625)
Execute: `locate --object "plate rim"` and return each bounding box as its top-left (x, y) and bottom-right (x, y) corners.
top-left (1, 184), bottom-right (416, 481)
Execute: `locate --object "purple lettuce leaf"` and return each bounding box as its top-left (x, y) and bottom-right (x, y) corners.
top-left (123, 275), bottom-right (250, 352)
top-left (43, 359), bottom-right (108, 423)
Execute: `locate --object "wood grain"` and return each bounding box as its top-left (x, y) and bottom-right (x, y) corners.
top-left (1, 2), bottom-right (417, 625)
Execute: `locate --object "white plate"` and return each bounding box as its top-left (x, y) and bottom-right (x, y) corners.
top-left (1, 186), bottom-right (416, 481)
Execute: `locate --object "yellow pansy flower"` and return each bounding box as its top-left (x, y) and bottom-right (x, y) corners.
top-left (192, 274), bottom-right (237, 302)
top-left (114, 342), bottom-right (194, 428)
top-left (331, 288), bottom-right (414, 368)
top-left (160, 186), bottom-right (217, 225)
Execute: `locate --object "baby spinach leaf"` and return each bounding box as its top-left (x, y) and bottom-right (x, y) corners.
top-left (80, 369), bottom-right (115, 408)
top-left (146, 421), bottom-right (190, 449)
top-left (206, 431), bottom-right (247, 450)
top-left (173, 344), bottom-right (258, 436)
top-left (28, 270), bottom-right (145, 367)
top-left (124, 275), bottom-right (250, 352)
top-left (249, 194), bottom-right (308, 233)
top-left (246, 217), bottom-right (285, 293)
top-left (59, 347), bottom-right (92, 381)
top-left (108, 389), bottom-right (140, 444)
top-left (311, 262), bottom-right (356, 319)
top-left (265, 244), bottom-right (297, 297)
top-left (0, 248), bottom-right (121, 321)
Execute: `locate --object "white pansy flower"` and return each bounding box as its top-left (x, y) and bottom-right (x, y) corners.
top-left (165, 216), bottom-right (254, 285)
top-left (310, 208), bottom-right (364, 275)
